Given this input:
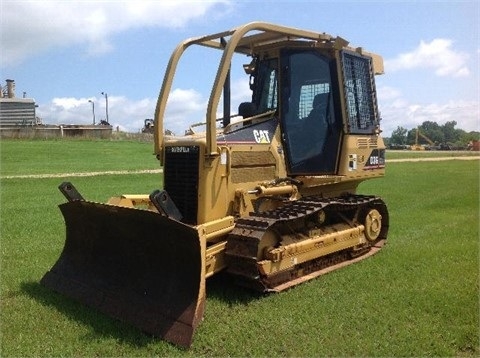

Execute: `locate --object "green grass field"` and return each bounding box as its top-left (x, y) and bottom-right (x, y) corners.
top-left (1, 139), bottom-right (479, 357)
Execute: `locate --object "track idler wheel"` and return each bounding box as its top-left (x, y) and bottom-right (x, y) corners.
top-left (364, 208), bottom-right (382, 242)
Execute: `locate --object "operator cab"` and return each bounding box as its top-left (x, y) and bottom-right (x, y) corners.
top-left (245, 45), bottom-right (379, 177)
top-left (246, 49), bottom-right (341, 176)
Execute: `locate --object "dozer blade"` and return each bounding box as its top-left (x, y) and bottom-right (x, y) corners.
top-left (41, 200), bottom-right (205, 348)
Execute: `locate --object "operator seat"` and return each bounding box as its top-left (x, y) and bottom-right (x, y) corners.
top-left (303, 93), bottom-right (329, 157)
top-left (308, 93), bottom-right (328, 120)
top-left (238, 102), bottom-right (257, 118)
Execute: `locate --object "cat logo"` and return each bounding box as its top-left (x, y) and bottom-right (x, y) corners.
top-left (253, 129), bottom-right (271, 144)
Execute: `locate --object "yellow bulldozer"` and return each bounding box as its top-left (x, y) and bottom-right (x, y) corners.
top-left (41, 22), bottom-right (389, 348)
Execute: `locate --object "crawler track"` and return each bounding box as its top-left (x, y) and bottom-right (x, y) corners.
top-left (225, 194), bottom-right (389, 292)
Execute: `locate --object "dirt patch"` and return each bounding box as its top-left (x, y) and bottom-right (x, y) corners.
top-left (388, 156), bottom-right (480, 163)
top-left (1, 169), bottom-right (163, 180)
top-left (2, 156), bottom-right (478, 180)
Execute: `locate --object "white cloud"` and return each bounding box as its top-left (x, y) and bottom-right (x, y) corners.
top-left (36, 88), bottom-right (207, 134)
top-left (51, 97), bottom-right (91, 111)
top-left (38, 95), bottom-right (157, 132)
top-left (385, 39), bottom-right (470, 77)
top-left (379, 91), bottom-right (479, 136)
top-left (164, 88), bottom-right (207, 135)
top-left (35, 77), bottom-right (253, 135)
top-left (230, 77), bottom-right (252, 105)
top-left (1, 0), bottom-right (231, 66)
top-left (377, 85), bottom-right (402, 102)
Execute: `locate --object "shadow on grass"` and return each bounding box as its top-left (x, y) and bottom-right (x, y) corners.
top-left (21, 281), bottom-right (171, 349)
top-left (205, 271), bottom-right (266, 305)
top-left (21, 274), bottom-right (263, 349)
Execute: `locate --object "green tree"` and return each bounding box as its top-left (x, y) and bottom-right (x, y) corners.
top-left (407, 128), bottom-right (416, 144)
top-left (390, 126), bottom-right (408, 145)
top-left (419, 121), bottom-right (443, 143)
top-left (462, 131), bottom-right (480, 142)
top-left (403, 120), bottom-right (478, 148)
top-left (442, 120), bottom-right (460, 143)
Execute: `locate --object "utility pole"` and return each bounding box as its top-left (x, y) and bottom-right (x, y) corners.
top-left (88, 100), bottom-right (96, 125)
top-left (101, 91), bottom-right (109, 124)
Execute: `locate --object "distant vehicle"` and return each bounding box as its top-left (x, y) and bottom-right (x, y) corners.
top-left (389, 143), bottom-right (409, 150)
top-left (438, 143), bottom-right (452, 151)
top-left (142, 118), bottom-right (154, 133)
top-left (468, 140), bottom-right (480, 151)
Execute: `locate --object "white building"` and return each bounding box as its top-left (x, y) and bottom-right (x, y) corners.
top-left (0, 80), bottom-right (39, 127)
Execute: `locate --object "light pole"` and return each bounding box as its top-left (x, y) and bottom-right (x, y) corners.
top-left (88, 100), bottom-right (96, 125)
top-left (101, 91), bottom-right (109, 124)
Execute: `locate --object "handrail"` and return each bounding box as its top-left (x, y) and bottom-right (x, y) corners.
top-left (154, 21), bottom-right (339, 162)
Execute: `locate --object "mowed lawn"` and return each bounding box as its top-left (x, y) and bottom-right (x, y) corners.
top-left (1, 139), bottom-right (478, 357)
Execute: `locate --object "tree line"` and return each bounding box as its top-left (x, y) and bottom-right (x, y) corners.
top-left (387, 121), bottom-right (479, 150)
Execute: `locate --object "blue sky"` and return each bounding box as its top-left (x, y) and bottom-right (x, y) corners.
top-left (1, 0), bottom-right (478, 136)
